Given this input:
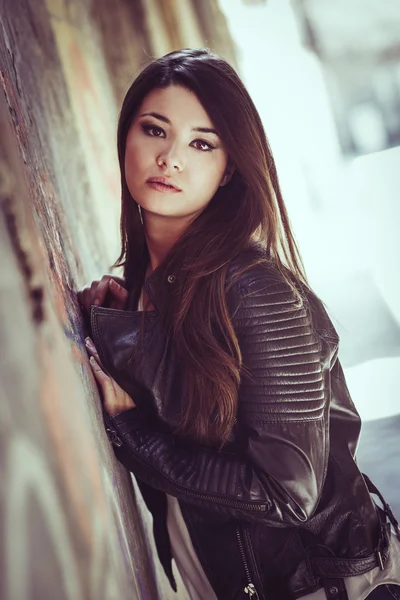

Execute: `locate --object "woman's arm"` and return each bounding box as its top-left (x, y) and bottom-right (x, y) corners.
top-left (103, 270), bottom-right (337, 526)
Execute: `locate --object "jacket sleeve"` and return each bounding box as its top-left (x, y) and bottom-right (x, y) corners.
top-left (106, 272), bottom-right (335, 525)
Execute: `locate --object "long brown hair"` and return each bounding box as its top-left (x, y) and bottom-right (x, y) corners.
top-left (112, 48), bottom-right (308, 449)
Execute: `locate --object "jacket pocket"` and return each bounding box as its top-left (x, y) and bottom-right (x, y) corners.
top-left (236, 523), bottom-right (264, 599)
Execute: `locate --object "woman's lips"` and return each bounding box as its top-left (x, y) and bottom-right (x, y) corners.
top-left (146, 181), bottom-right (182, 193)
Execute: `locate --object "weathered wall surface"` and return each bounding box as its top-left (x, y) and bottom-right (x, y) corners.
top-left (0, 1), bottom-right (236, 599)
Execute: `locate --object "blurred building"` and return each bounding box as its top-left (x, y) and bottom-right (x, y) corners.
top-left (294, 0), bottom-right (400, 156)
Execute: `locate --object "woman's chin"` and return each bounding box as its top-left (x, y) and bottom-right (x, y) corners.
top-left (141, 204), bottom-right (203, 221)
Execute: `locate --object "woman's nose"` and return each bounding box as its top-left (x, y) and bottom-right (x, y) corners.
top-left (157, 146), bottom-right (184, 173)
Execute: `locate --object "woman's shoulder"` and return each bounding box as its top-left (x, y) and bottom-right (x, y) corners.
top-left (225, 242), bottom-right (339, 349)
top-left (226, 241), bottom-right (298, 292)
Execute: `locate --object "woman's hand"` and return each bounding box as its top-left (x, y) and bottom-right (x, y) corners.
top-left (85, 336), bottom-right (136, 416)
top-left (77, 275), bottom-right (129, 314)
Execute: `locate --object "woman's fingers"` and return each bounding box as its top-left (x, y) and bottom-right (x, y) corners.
top-left (92, 276), bottom-right (112, 307)
top-left (77, 275), bottom-right (128, 313)
top-left (85, 337), bottom-right (108, 374)
top-left (95, 275), bottom-right (128, 308)
top-left (88, 348), bottom-right (136, 417)
top-left (108, 279), bottom-right (129, 309)
top-left (77, 283), bottom-right (97, 314)
top-left (89, 355), bottom-right (109, 386)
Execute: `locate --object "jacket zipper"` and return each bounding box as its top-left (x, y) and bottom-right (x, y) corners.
top-left (109, 433), bottom-right (270, 512)
top-left (176, 488), bottom-right (268, 511)
top-left (236, 525), bottom-right (261, 599)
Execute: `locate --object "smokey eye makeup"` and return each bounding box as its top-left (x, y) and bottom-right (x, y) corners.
top-left (140, 122), bottom-right (217, 152)
top-left (141, 122), bottom-right (165, 137)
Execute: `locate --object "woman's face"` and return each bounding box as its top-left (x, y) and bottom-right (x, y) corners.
top-left (124, 84), bottom-right (231, 220)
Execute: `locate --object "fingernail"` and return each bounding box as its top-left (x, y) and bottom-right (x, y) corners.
top-left (94, 299), bottom-right (100, 305)
top-left (85, 337), bottom-right (91, 346)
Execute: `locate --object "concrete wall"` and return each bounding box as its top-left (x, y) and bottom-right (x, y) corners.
top-left (0, 1), bottom-right (236, 598)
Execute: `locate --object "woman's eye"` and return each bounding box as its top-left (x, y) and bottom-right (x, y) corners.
top-left (192, 139), bottom-right (215, 152)
top-left (141, 124), bottom-right (165, 137)
top-left (141, 125), bottom-right (214, 151)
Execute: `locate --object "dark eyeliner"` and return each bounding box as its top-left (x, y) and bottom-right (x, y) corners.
top-left (193, 139), bottom-right (216, 151)
top-left (141, 122), bottom-right (165, 136)
top-left (141, 122), bottom-right (215, 151)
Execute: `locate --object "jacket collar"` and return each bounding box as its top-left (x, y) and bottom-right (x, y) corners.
top-left (142, 267), bottom-right (177, 314)
top-left (140, 241), bottom-right (266, 314)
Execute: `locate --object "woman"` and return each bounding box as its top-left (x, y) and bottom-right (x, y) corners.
top-left (78, 48), bottom-right (400, 600)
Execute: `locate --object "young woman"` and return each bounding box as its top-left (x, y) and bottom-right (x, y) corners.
top-left (78, 48), bottom-right (400, 600)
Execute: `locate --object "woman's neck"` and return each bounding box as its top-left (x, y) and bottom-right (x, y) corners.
top-left (143, 211), bottom-right (193, 273)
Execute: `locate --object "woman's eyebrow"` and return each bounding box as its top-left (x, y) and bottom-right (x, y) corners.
top-left (139, 111), bottom-right (220, 137)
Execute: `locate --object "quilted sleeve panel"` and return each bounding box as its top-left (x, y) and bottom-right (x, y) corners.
top-left (235, 275), bottom-right (325, 421)
top-left (232, 270), bottom-right (334, 521)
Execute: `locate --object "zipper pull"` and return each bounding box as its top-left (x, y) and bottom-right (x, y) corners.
top-left (106, 427), bottom-right (123, 447)
top-left (244, 583), bottom-right (259, 599)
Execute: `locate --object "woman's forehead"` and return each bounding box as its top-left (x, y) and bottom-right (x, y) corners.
top-left (137, 85), bottom-right (216, 129)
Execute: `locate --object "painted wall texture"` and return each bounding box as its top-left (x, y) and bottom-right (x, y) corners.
top-left (0, 1), bottom-right (237, 599)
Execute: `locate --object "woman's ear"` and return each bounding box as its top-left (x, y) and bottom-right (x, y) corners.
top-left (220, 160), bottom-right (235, 187)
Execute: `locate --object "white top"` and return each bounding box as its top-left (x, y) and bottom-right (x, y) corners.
top-left (166, 494), bottom-right (218, 600)
top-left (137, 290), bottom-right (400, 599)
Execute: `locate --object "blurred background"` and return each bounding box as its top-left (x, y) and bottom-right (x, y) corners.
top-left (1, 1), bottom-right (399, 598)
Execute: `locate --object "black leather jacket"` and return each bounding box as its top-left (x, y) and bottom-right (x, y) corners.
top-left (90, 245), bottom-right (398, 600)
